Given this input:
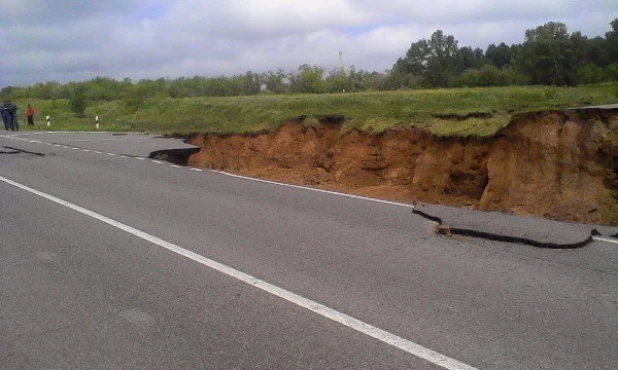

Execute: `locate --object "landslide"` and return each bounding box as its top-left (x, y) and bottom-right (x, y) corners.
top-left (185, 109), bottom-right (618, 225)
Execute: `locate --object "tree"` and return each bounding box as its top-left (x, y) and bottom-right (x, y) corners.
top-left (486, 43), bottom-right (513, 69)
top-left (0, 86), bottom-right (16, 99)
top-left (457, 46), bottom-right (485, 71)
top-left (392, 30), bottom-right (459, 87)
top-left (262, 69), bottom-right (287, 94)
top-left (324, 67), bottom-right (351, 93)
top-left (393, 39), bottom-right (430, 77)
top-left (518, 22), bottom-right (578, 85)
top-left (425, 30), bottom-right (459, 87)
top-left (606, 18), bottom-right (618, 64)
top-left (290, 65), bottom-right (324, 93)
top-left (584, 37), bottom-right (610, 67)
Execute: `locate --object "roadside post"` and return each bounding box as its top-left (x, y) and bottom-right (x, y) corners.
top-left (95, 115), bottom-right (100, 130)
top-left (46, 115), bottom-right (51, 127)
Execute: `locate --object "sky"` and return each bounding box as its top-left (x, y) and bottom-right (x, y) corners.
top-left (1, 0), bottom-right (616, 87)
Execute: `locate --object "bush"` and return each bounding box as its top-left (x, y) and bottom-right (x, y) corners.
top-left (577, 63), bottom-right (609, 84)
top-left (478, 65), bottom-right (504, 86)
top-left (69, 88), bottom-right (87, 116)
top-left (123, 87), bottom-right (146, 113)
top-left (606, 64), bottom-right (618, 82)
top-left (453, 69), bottom-right (480, 87)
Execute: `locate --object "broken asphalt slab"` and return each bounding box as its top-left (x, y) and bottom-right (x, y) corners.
top-left (10, 132), bottom-right (200, 158)
top-left (413, 203), bottom-right (618, 248)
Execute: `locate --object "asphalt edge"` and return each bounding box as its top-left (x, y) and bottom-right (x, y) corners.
top-left (412, 209), bottom-right (594, 249)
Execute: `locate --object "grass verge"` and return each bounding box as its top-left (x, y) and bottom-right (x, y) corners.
top-left (10, 84), bottom-right (617, 138)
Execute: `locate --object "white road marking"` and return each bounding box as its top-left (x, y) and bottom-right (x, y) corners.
top-left (210, 170), bottom-right (416, 209)
top-left (107, 153), bottom-right (116, 156)
top-left (592, 236), bottom-right (618, 245)
top-left (135, 157), bottom-right (145, 160)
top-left (83, 149), bottom-right (91, 152)
top-left (0, 174), bottom-right (477, 370)
top-left (190, 168), bottom-right (203, 172)
top-left (119, 155), bottom-right (128, 158)
top-left (151, 160), bottom-right (162, 164)
top-left (72, 147), bottom-right (80, 150)
top-left (170, 165), bottom-right (182, 168)
top-left (53, 144), bottom-right (61, 147)
top-left (94, 151), bottom-right (103, 154)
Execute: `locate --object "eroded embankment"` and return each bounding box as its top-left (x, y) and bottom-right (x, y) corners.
top-left (184, 109), bottom-right (618, 225)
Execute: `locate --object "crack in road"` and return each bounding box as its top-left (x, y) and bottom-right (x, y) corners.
top-left (413, 209), bottom-right (593, 249)
top-left (2, 146), bottom-right (45, 157)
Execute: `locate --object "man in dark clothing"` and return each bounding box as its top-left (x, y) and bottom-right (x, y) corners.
top-left (0, 101), bottom-right (10, 130)
top-left (7, 101), bottom-right (18, 131)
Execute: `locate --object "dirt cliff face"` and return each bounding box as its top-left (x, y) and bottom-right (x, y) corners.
top-left (480, 110), bottom-right (618, 224)
top-left (187, 109), bottom-right (618, 225)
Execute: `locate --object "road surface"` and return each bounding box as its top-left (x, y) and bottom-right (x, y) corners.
top-left (1, 131), bottom-right (617, 370)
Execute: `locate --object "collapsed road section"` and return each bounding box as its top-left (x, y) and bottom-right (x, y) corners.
top-left (161, 108), bottom-right (618, 226)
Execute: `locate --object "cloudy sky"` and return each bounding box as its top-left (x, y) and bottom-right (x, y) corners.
top-left (1, 0), bottom-right (616, 87)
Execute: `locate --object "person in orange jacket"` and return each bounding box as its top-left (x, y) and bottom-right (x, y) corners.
top-left (26, 104), bottom-right (35, 126)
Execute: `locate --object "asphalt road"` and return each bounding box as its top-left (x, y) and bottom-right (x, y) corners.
top-left (1, 131), bottom-right (617, 370)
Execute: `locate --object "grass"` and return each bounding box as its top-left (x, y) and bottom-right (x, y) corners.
top-left (10, 84), bottom-right (618, 138)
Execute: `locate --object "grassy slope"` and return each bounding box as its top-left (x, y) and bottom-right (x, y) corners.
top-left (12, 84), bottom-right (618, 137)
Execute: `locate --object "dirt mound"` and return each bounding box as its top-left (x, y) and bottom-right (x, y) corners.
top-left (186, 109), bottom-right (618, 225)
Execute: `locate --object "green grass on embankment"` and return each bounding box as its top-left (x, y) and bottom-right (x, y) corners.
top-left (10, 84), bottom-right (618, 138)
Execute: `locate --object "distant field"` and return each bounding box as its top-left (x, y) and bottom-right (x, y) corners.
top-left (12, 84), bottom-right (618, 138)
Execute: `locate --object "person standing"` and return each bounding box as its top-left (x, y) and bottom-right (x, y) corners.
top-left (0, 101), bottom-right (9, 130)
top-left (8, 101), bottom-right (18, 131)
top-left (26, 104), bottom-right (35, 126)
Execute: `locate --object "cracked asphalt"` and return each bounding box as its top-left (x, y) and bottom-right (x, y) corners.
top-left (1, 131), bottom-right (617, 370)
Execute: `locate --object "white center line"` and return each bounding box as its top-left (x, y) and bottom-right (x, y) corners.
top-left (135, 157), bottom-right (145, 160)
top-left (83, 149), bottom-right (91, 152)
top-left (170, 165), bottom-right (182, 168)
top-left (0, 174), bottom-right (477, 370)
top-left (94, 151), bottom-right (103, 154)
top-left (151, 160), bottom-right (162, 164)
top-left (190, 168), bottom-right (203, 172)
top-left (107, 153), bottom-right (116, 156)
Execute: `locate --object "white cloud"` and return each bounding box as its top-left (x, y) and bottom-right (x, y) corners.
top-left (1, 0), bottom-right (616, 86)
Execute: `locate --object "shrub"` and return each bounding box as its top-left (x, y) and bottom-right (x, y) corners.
top-left (69, 88), bottom-right (87, 116)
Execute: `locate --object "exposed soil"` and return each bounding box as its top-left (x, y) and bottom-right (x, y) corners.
top-left (184, 109), bottom-right (618, 225)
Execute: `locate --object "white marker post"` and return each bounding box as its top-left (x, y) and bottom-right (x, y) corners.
top-left (95, 115), bottom-right (100, 130)
top-left (46, 115), bottom-right (51, 127)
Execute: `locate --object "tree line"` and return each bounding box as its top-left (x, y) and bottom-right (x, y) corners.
top-left (393, 20), bottom-right (618, 88)
top-left (2, 18), bottom-right (617, 103)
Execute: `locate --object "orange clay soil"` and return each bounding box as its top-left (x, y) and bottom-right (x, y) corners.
top-left (186, 109), bottom-right (618, 225)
